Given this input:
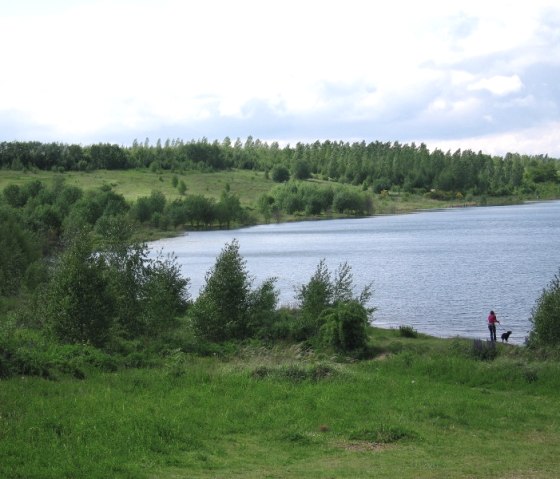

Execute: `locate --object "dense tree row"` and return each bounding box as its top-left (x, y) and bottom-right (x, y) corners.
top-left (2, 139), bottom-right (558, 197)
top-left (257, 181), bottom-right (374, 221)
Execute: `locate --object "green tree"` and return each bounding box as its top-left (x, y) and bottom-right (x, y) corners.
top-left (527, 269), bottom-right (560, 348)
top-left (320, 300), bottom-right (369, 352)
top-left (190, 240), bottom-right (277, 341)
top-left (271, 165), bottom-right (290, 183)
top-left (3, 184), bottom-right (27, 208)
top-left (216, 190), bottom-right (242, 228)
top-left (292, 160), bottom-right (311, 180)
top-left (332, 189), bottom-right (365, 214)
top-left (298, 259), bottom-right (333, 335)
top-left (44, 231), bottom-right (114, 346)
top-left (0, 207), bottom-right (41, 296)
top-left (137, 251), bottom-right (190, 335)
top-left (297, 260), bottom-right (373, 339)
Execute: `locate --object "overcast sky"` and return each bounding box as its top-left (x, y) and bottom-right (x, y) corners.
top-left (1, 0), bottom-right (559, 156)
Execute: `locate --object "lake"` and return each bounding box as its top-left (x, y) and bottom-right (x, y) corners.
top-left (150, 200), bottom-right (560, 344)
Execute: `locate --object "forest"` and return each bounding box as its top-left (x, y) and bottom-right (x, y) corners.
top-left (1, 138), bottom-right (559, 196)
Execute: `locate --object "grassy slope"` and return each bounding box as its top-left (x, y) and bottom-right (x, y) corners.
top-left (0, 168), bottom-right (273, 206)
top-left (1, 330), bottom-right (559, 478)
top-left (0, 168), bottom-right (500, 220)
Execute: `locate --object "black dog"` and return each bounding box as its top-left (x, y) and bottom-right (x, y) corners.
top-left (501, 331), bottom-right (512, 343)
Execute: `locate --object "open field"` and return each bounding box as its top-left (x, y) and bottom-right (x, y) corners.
top-left (1, 329), bottom-right (559, 478)
top-left (0, 169), bottom-right (273, 206)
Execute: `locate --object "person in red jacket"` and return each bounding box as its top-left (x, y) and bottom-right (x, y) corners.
top-left (487, 310), bottom-right (500, 342)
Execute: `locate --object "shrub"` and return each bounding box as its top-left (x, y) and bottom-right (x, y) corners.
top-left (43, 231), bottom-right (114, 347)
top-left (320, 300), bottom-right (369, 352)
top-left (399, 325), bottom-right (418, 338)
top-left (271, 165), bottom-right (290, 183)
top-left (527, 269), bottom-right (560, 348)
top-left (296, 260), bottom-right (374, 340)
top-left (470, 339), bottom-right (498, 361)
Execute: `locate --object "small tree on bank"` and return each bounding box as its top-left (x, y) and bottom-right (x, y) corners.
top-left (190, 239), bottom-right (278, 341)
top-left (527, 268), bottom-right (560, 348)
top-left (320, 300), bottom-right (370, 352)
top-left (296, 260), bottom-right (374, 343)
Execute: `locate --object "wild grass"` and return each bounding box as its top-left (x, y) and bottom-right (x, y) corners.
top-left (1, 328), bottom-right (559, 478)
top-left (0, 168), bottom-right (273, 206)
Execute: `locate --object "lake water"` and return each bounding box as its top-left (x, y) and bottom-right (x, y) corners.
top-left (150, 201), bottom-right (560, 344)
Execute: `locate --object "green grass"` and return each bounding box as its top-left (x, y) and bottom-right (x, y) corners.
top-left (0, 169), bottom-right (273, 206)
top-left (1, 330), bottom-right (559, 478)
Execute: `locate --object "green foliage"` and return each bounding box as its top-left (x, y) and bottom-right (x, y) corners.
top-left (190, 240), bottom-right (277, 341)
top-left (177, 179), bottom-right (187, 194)
top-left (527, 162), bottom-right (558, 183)
top-left (297, 260), bottom-right (374, 340)
top-left (271, 165), bottom-right (290, 182)
top-left (43, 231), bottom-right (114, 347)
top-left (0, 326), bottom-right (117, 379)
top-left (3, 183), bottom-right (27, 207)
top-left (332, 188), bottom-right (367, 214)
top-left (138, 252), bottom-right (190, 335)
top-left (0, 207), bottom-right (42, 295)
top-left (398, 325), bottom-right (418, 338)
top-left (528, 269), bottom-right (560, 348)
top-left (320, 300), bottom-right (369, 352)
top-left (291, 160), bottom-right (311, 180)
top-left (42, 228), bottom-right (189, 346)
top-left (470, 339), bottom-right (498, 361)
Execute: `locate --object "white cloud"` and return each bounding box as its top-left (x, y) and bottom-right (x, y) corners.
top-left (421, 120), bottom-right (560, 157)
top-left (468, 75), bottom-right (524, 96)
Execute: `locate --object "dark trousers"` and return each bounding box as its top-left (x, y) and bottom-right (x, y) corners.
top-left (488, 323), bottom-right (497, 341)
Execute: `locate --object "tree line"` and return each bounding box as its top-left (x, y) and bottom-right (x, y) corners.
top-left (2, 138), bottom-right (559, 197)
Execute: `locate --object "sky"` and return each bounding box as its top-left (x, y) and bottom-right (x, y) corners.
top-left (1, 0), bottom-right (559, 157)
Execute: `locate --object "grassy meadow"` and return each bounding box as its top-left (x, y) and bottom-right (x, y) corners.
top-left (1, 329), bottom-right (559, 478)
top-left (0, 168), bottom-right (272, 206)
top-left (0, 168), bottom-right (514, 227)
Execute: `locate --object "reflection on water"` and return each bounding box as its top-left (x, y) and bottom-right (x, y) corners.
top-left (150, 201), bottom-right (560, 344)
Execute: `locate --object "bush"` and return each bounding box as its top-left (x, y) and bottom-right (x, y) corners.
top-left (320, 300), bottom-right (369, 352)
top-left (271, 165), bottom-right (290, 183)
top-left (527, 269), bottom-right (560, 348)
top-left (296, 260), bottom-right (373, 340)
top-left (470, 339), bottom-right (498, 361)
top-left (398, 325), bottom-right (418, 338)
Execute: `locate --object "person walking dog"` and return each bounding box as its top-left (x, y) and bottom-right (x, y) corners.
top-left (487, 310), bottom-right (500, 342)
